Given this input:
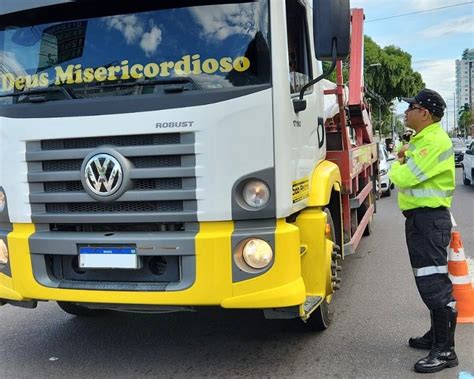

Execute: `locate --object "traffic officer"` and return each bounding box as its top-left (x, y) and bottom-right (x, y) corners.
top-left (389, 88), bottom-right (457, 374)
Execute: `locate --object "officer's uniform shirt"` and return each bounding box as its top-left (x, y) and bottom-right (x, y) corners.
top-left (389, 122), bottom-right (455, 211)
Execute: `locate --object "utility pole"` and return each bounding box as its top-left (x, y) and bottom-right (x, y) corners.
top-left (446, 104), bottom-right (449, 135)
top-left (453, 93), bottom-right (457, 137)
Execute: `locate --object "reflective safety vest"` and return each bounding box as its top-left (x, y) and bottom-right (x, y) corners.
top-left (389, 122), bottom-right (455, 211)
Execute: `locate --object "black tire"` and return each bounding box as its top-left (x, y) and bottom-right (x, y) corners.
top-left (303, 208), bottom-right (338, 331)
top-left (463, 173), bottom-right (471, 185)
top-left (57, 301), bottom-right (105, 317)
top-left (305, 298), bottom-right (333, 331)
top-left (381, 187), bottom-right (391, 197)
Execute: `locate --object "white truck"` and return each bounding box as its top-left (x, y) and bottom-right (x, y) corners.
top-left (0, 0), bottom-right (377, 330)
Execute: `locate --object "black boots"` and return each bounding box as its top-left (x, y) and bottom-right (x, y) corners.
top-left (414, 307), bottom-right (458, 374)
top-left (408, 327), bottom-right (433, 350)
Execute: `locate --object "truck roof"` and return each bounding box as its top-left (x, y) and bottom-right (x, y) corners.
top-left (0, 0), bottom-right (73, 17)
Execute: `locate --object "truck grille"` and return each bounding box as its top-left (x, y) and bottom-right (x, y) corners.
top-left (26, 133), bottom-right (197, 224)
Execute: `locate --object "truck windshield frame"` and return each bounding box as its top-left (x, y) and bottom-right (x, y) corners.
top-left (0, 0), bottom-right (271, 107)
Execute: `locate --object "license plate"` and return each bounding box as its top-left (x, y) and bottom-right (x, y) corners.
top-left (78, 247), bottom-right (139, 269)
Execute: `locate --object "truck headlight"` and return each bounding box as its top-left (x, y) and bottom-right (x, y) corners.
top-left (0, 189), bottom-right (5, 213)
top-left (380, 169), bottom-right (388, 176)
top-left (0, 240), bottom-right (8, 265)
top-left (242, 180), bottom-right (270, 209)
top-left (242, 239), bottom-right (273, 269)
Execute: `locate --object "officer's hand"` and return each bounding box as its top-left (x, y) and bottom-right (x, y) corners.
top-left (398, 144), bottom-right (409, 159)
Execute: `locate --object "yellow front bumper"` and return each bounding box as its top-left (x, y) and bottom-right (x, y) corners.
top-left (1, 220), bottom-right (306, 309)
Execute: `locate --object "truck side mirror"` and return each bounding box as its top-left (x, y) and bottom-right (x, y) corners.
top-left (313, 0), bottom-right (351, 61)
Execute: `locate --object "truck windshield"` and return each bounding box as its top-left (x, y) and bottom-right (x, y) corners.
top-left (0, 1), bottom-right (270, 104)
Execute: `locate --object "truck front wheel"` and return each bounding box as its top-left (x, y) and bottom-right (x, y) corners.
top-left (305, 297), bottom-right (332, 331)
top-left (304, 208), bottom-right (338, 331)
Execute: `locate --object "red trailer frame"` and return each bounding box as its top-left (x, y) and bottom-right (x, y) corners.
top-left (323, 8), bottom-right (378, 256)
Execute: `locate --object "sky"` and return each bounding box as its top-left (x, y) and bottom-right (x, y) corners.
top-left (351, 0), bottom-right (474, 131)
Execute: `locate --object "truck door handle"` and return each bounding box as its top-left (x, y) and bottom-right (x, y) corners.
top-left (317, 117), bottom-right (325, 149)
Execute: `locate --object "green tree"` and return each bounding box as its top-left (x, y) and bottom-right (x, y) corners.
top-left (322, 36), bottom-right (424, 136)
top-left (458, 103), bottom-right (472, 137)
top-left (364, 37), bottom-right (424, 129)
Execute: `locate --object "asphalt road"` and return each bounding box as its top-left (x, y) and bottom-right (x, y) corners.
top-left (0, 169), bottom-right (473, 378)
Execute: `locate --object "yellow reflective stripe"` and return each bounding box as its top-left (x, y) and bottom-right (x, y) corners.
top-left (399, 188), bottom-right (454, 197)
top-left (413, 265), bottom-right (448, 277)
top-left (406, 159), bottom-right (428, 181)
top-left (438, 147), bottom-right (454, 163)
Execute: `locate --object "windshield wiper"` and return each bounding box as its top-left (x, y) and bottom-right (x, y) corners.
top-left (0, 86), bottom-right (76, 102)
top-left (82, 77), bottom-right (201, 93)
top-left (0, 77), bottom-right (200, 103)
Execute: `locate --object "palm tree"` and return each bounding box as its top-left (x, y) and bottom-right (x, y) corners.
top-left (458, 104), bottom-right (473, 138)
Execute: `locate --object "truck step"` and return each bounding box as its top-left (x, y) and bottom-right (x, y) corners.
top-left (303, 296), bottom-right (323, 314)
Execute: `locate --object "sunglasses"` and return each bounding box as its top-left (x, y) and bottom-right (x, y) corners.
top-left (407, 104), bottom-right (425, 112)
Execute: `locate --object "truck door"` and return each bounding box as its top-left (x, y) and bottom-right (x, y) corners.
top-left (286, 0), bottom-right (324, 179)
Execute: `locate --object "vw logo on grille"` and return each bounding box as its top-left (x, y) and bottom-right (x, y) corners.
top-left (83, 154), bottom-right (123, 196)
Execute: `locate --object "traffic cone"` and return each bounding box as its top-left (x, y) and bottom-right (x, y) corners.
top-left (448, 231), bottom-right (474, 323)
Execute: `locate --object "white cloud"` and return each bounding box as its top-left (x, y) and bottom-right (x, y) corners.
top-left (413, 58), bottom-right (458, 130)
top-left (189, 4), bottom-right (258, 41)
top-left (412, 0), bottom-right (471, 11)
top-left (396, 59), bottom-right (458, 129)
top-left (353, 0), bottom-right (472, 11)
top-left (140, 26), bottom-right (162, 57)
top-left (413, 59), bottom-right (455, 99)
top-left (419, 15), bottom-right (474, 38)
top-left (104, 15), bottom-right (162, 57)
top-left (105, 15), bottom-right (144, 44)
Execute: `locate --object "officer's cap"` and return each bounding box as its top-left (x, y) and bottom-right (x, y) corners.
top-left (402, 88), bottom-right (446, 118)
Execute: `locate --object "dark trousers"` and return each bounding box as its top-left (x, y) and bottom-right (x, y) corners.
top-left (403, 207), bottom-right (455, 310)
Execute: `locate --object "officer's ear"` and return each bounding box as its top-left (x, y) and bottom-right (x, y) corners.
top-left (421, 109), bottom-right (432, 121)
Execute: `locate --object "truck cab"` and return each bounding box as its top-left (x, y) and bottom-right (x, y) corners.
top-left (1, 0), bottom-right (375, 330)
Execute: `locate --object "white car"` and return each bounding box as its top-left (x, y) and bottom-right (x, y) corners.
top-left (452, 138), bottom-right (466, 167)
top-left (378, 144), bottom-right (395, 197)
top-left (462, 141), bottom-right (474, 186)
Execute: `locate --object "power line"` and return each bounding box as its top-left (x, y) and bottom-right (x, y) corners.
top-left (366, 1), bottom-right (474, 23)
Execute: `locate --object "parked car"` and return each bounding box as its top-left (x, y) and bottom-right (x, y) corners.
top-left (378, 144), bottom-right (395, 197)
top-left (462, 141), bottom-right (474, 185)
top-left (452, 138), bottom-right (466, 167)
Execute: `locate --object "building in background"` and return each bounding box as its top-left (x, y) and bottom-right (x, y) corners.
top-left (455, 48), bottom-right (474, 137)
